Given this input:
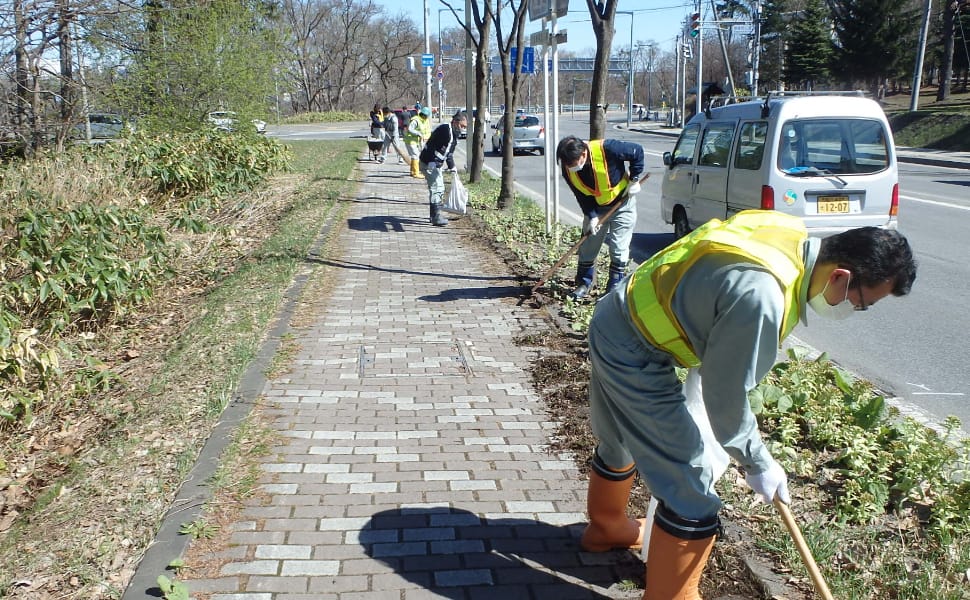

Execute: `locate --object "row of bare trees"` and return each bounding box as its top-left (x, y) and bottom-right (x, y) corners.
top-left (0, 0), bottom-right (434, 155)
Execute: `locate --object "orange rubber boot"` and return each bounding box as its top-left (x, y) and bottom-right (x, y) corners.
top-left (642, 523), bottom-right (716, 600)
top-left (580, 465), bottom-right (646, 552)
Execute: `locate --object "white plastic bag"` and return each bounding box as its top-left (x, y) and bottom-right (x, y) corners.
top-left (642, 369), bottom-right (731, 560)
top-left (443, 175), bottom-right (468, 215)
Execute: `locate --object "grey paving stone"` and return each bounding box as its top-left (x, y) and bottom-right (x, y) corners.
top-left (155, 155), bottom-right (633, 600)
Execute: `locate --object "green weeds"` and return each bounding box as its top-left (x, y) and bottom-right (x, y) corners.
top-left (0, 137), bottom-right (353, 598)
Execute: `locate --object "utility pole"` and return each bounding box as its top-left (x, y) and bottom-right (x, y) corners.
top-left (424, 0), bottom-right (432, 112)
top-left (617, 10), bottom-right (635, 128)
top-left (694, 5), bottom-right (703, 118)
top-left (910, 0), bottom-right (933, 110)
top-left (751, 0), bottom-right (761, 96)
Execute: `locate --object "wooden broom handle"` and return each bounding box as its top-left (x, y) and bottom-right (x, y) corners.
top-left (773, 497), bottom-right (835, 600)
top-left (529, 192), bottom-right (628, 296)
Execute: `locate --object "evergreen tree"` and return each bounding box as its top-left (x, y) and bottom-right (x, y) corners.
top-left (757, 0), bottom-right (792, 92)
top-left (784, 0), bottom-right (835, 89)
top-left (832, 0), bottom-right (920, 92)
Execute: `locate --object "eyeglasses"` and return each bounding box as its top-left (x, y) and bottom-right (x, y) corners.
top-left (854, 281), bottom-right (869, 312)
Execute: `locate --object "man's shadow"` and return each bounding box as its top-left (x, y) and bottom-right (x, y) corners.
top-left (361, 507), bottom-right (642, 598)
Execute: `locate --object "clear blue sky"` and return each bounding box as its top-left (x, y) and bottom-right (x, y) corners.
top-left (370, 1), bottom-right (693, 58)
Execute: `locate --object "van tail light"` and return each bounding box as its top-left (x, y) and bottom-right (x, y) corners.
top-left (890, 183), bottom-right (899, 217)
top-left (539, 127), bottom-right (545, 136)
top-left (760, 185), bottom-right (775, 210)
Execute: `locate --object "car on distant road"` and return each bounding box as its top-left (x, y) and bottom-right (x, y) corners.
top-left (206, 111), bottom-right (266, 134)
top-left (71, 113), bottom-right (130, 142)
top-left (490, 113), bottom-right (544, 155)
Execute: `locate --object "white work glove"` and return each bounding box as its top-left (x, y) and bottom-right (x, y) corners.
top-left (626, 179), bottom-right (642, 196)
top-left (584, 216), bottom-right (601, 236)
top-left (745, 460), bottom-right (791, 504)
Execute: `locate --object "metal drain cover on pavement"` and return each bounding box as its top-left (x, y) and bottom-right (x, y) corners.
top-left (358, 341), bottom-right (471, 378)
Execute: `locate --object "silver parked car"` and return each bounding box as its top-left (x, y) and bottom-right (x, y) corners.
top-left (71, 113), bottom-right (131, 143)
top-left (491, 114), bottom-right (545, 155)
top-left (206, 111), bottom-right (266, 134)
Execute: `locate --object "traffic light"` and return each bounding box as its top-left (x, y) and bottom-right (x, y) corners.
top-left (689, 12), bottom-right (701, 38)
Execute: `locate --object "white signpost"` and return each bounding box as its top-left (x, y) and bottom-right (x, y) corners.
top-left (529, 0), bottom-right (568, 234)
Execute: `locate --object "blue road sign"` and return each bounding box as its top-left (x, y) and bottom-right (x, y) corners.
top-left (421, 53), bottom-right (435, 67)
top-left (510, 47), bottom-right (535, 74)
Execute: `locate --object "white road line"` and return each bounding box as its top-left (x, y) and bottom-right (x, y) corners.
top-left (899, 194), bottom-right (970, 211)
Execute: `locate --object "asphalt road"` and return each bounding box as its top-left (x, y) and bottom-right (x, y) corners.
top-left (270, 116), bottom-right (970, 436)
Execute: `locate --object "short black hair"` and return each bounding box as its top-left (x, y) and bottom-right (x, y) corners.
top-left (818, 227), bottom-right (917, 296)
top-left (556, 135), bottom-right (586, 165)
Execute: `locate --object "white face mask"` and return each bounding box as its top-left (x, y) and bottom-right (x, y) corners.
top-left (808, 277), bottom-right (855, 321)
top-left (567, 158), bottom-right (586, 173)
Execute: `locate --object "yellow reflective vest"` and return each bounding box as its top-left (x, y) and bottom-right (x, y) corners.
top-left (403, 114), bottom-right (431, 142)
top-left (626, 211), bottom-right (808, 368)
top-left (566, 140), bottom-right (629, 205)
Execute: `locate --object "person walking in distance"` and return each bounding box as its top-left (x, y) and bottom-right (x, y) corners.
top-left (369, 103), bottom-right (384, 140)
top-left (403, 106), bottom-right (433, 179)
top-left (380, 106), bottom-right (406, 165)
top-left (556, 135), bottom-right (646, 300)
top-left (578, 210), bottom-right (917, 599)
top-left (419, 111), bottom-right (466, 227)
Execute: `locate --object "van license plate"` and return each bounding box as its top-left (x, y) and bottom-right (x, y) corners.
top-left (817, 196), bottom-right (849, 214)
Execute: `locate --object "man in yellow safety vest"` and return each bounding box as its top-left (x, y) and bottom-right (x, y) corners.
top-left (557, 135), bottom-right (646, 299)
top-left (579, 210), bottom-right (917, 599)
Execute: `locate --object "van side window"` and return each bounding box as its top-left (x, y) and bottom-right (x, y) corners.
top-left (671, 124), bottom-right (700, 165)
top-left (734, 121), bottom-right (767, 170)
top-left (698, 123), bottom-right (736, 168)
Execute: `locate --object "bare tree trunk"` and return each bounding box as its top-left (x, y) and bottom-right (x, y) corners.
top-left (492, 0), bottom-right (529, 208)
top-left (586, 0), bottom-right (618, 140)
top-left (445, 0), bottom-right (493, 183)
top-left (58, 0), bottom-right (77, 140)
top-left (14, 0), bottom-right (30, 132)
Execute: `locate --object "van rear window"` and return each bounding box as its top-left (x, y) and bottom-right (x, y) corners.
top-left (777, 119), bottom-right (889, 174)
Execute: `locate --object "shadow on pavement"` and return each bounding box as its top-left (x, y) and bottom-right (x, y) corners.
top-left (311, 258), bottom-right (519, 284)
top-left (347, 215), bottom-right (422, 231)
top-left (361, 507), bottom-right (641, 599)
top-left (418, 284), bottom-right (526, 302)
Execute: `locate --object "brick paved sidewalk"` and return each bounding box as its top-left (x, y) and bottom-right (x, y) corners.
top-left (179, 154), bottom-right (642, 599)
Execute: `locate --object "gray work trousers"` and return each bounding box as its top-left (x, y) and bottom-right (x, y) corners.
top-left (577, 194), bottom-right (637, 267)
top-left (586, 283), bottom-right (722, 521)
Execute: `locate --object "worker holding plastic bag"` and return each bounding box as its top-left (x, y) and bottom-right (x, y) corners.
top-left (580, 210), bottom-right (917, 599)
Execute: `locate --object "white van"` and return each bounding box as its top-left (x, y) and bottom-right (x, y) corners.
top-left (660, 91), bottom-right (899, 238)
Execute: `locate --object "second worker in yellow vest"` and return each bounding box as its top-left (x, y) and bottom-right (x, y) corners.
top-left (403, 106), bottom-right (432, 179)
top-left (581, 210), bottom-right (917, 599)
top-left (556, 136), bottom-right (647, 300)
